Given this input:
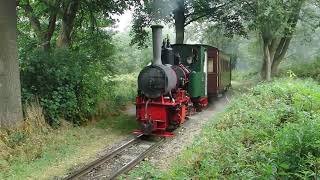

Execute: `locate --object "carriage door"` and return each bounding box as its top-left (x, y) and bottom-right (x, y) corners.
top-left (207, 48), bottom-right (219, 96)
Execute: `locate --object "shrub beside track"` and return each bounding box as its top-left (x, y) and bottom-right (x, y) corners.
top-left (164, 78), bottom-right (320, 179)
top-left (127, 78), bottom-right (320, 179)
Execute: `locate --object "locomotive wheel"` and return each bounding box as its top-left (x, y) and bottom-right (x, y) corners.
top-left (140, 122), bottom-right (153, 135)
top-left (195, 104), bottom-right (203, 112)
top-left (140, 134), bottom-right (153, 140)
top-left (166, 120), bottom-right (179, 132)
top-left (166, 124), bottom-right (179, 132)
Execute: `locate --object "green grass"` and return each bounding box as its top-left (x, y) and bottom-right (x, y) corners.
top-left (126, 78), bottom-right (320, 179)
top-left (0, 73), bottom-right (138, 179)
top-left (96, 114), bottom-right (138, 133)
top-left (122, 162), bottom-right (162, 179)
top-left (0, 114), bottom-right (138, 180)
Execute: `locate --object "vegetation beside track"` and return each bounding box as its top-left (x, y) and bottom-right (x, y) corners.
top-left (127, 77), bottom-right (320, 179)
top-left (0, 112), bottom-right (137, 180)
top-left (0, 73), bottom-right (138, 179)
top-left (280, 58), bottom-right (320, 83)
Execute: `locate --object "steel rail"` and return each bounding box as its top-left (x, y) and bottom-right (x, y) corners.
top-left (107, 138), bottom-right (165, 180)
top-left (64, 135), bottom-right (143, 180)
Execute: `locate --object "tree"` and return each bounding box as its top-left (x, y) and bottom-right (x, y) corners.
top-left (231, 0), bottom-right (307, 80)
top-left (18, 0), bottom-right (134, 50)
top-left (56, 0), bottom-right (80, 48)
top-left (18, 0), bottom-right (61, 51)
top-left (131, 0), bottom-right (243, 46)
top-left (0, 0), bottom-right (23, 128)
top-left (260, 1), bottom-right (305, 80)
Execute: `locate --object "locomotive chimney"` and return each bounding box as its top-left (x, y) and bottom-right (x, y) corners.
top-left (151, 25), bottom-right (163, 66)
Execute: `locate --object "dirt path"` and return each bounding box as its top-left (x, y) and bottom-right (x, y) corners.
top-left (141, 92), bottom-right (232, 171)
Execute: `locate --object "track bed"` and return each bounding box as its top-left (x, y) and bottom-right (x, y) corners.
top-left (65, 136), bottom-right (164, 180)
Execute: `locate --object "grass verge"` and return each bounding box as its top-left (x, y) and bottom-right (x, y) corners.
top-left (0, 103), bottom-right (137, 179)
top-left (279, 58), bottom-right (320, 82)
top-left (1, 73), bottom-right (138, 179)
top-left (127, 78), bottom-right (320, 179)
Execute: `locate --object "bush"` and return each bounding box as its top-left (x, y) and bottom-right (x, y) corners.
top-left (232, 69), bottom-right (260, 81)
top-left (280, 58), bottom-right (320, 82)
top-left (21, 49), bottom-right (108, 126)
top-left (165, 78), bottom-right (320, 179)
top-left (103, 73), bottom-right (137, 107)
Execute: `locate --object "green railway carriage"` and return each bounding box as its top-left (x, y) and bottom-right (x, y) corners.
top-left (172, 44), bottom-right (232, 99)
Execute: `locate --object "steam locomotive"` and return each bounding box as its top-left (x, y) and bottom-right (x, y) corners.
top-left (135, 25), bottom-right (231, 137)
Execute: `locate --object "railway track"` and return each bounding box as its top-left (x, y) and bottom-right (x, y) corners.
top-left (64, 135), bottom-right (164, 180)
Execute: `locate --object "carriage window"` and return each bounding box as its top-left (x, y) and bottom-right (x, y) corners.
top-left (207, 58), bottom-right (214, 73)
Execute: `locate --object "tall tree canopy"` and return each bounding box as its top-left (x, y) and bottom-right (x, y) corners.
top-left (131, 0), bottom-right (244, 47)
top-left (16, 0), bottom-right (139, 125)
top-left (133, 0), bottom-right (320, 81)
top-left (17, 0), bottom-right (136, 50)
top-left (231, 0), bottom-right (309, 80)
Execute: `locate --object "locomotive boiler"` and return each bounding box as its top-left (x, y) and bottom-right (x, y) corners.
top-left (138, 25), bottom-right (177, 98)
top-left (135, 25), bottom-right (232, 137)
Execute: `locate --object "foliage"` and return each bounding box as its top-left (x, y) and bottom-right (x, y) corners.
top-left (18, 10), bottom-right (145, 125)
top-left (111, 32), bottom-right (152, 73)
top-left (182, 0), bottom-right (320, 80)
top-left (20, 47), bottom-right (141, 126)
top-left (103, 73), bottom-right (138, 111)
top-left (124, 78), bottom-right (320, 179)
top-left (17, 0), bottom-right (135, 49)
top-left (280, 57), bottom-right (320, 82)
top-left (20, 49), bottom-right (108, 126)
top-left (131, 0), bottom-right (244, 47)
top-left (232, 70), bottom-right (260, 82)
top-left (0, 101), bottom-right (137, 179)
top-left (230, 0), bottom-right (310, 80)
top-left (283, 6), bottom-right (320, 63)
top-left (123, 162), bottom-right (162, 179)
top-left (162, 78), bottom-right (320, 179)
top-left (16, 0), bottom-right (143, 127)
top-left (71, 30), bottom-right (116, 73)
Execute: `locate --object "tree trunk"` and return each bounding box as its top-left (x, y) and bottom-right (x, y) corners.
top-left (0, 0), bottom-right (23, 128)
top-left (261, 60), bottom-right (267, 79)
top-left (268, 1), bottom-right (303, 77)
top-left (263, 43), bottom-right (272, 81)
top-left (261, 37), bottom-right (292, 78)
top-left (271, 59), bottom-right (281, 75)
top-left (56, 0), bottom-right (80, 48)
top-left (43, 10), bottom-right (58, 51)
top-left (259, 1), bottom-right (304, 80)
top-left (271, 37), bottom-right (292, 75)
top-left (261, 36), bottom-right (277, 81)
top-left (173, 0), bottom-right (185, 44)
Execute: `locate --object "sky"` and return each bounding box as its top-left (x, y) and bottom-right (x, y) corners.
top-left (114, 10), bottom-right (133, 32)
top-left (112, 10), bottom-right (194, 44)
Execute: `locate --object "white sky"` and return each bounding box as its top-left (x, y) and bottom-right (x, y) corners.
top-left (112, 10), bottom-right (199, 44)
top-left (114, 10), bottom-right (133, 32)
